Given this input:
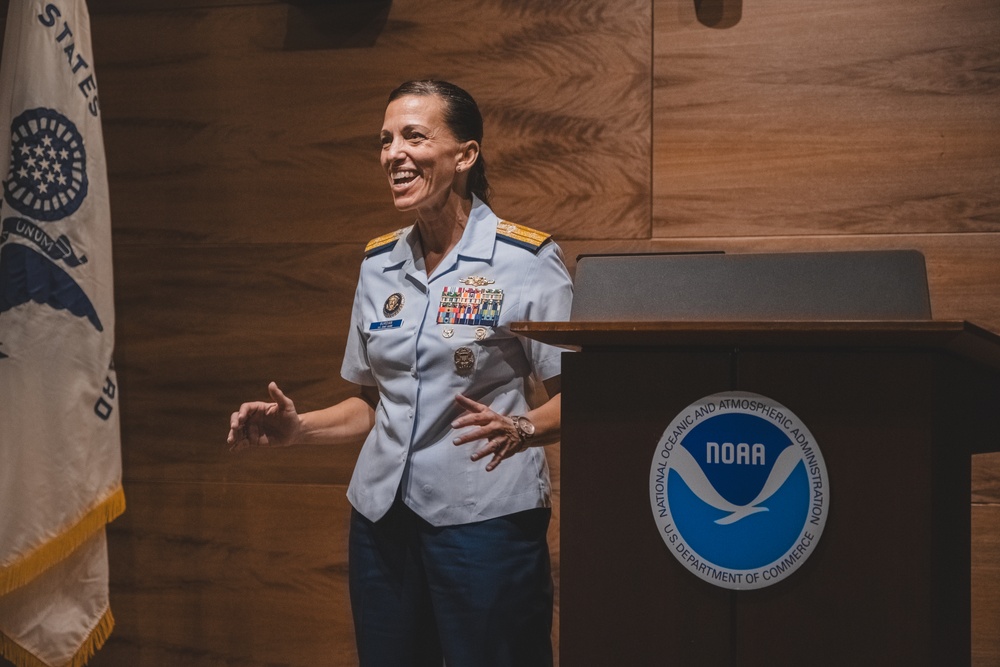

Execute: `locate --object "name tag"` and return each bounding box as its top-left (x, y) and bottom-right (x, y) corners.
top-left (369, 319), bottom-right (402, 331)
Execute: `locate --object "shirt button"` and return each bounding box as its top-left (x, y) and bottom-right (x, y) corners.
top-left (422, 485), bottom-right (432, 494)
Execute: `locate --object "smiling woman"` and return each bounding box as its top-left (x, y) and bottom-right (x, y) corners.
top-left (379, 82), bottom-right (490, 276)
top-left (380, 95), bottom-right (477, 231)
top-left (384, 80), bottom-right (491, 202)
top-left (227, 80), bottom-right (574, 667)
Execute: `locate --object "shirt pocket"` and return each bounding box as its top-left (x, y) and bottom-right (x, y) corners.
top-left (469, 326), bottom-right (530, 385)
top-left (363, 320), bottom-right (415, 378)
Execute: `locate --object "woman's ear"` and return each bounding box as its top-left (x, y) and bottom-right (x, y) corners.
top-left (456, 140), bottom-right (480, 173)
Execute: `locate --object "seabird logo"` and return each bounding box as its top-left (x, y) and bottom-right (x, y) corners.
top-left (649, 391), bottom-right (829, 589)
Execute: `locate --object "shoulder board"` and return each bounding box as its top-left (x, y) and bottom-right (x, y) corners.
top-left (364, 228), bottom-right (405, 257)
top-left (496, 221), bottom-right (552, 254)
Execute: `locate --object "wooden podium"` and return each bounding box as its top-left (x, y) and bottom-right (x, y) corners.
top-left (515, 320), bottom-right (1000, 666)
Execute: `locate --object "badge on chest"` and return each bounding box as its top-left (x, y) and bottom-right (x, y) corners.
top-left (368, 292), bottom-right (406, 330)
top-left (383, 292), bottom-right (404, 318)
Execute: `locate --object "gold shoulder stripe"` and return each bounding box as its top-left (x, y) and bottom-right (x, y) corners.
top-left (364, 228), bottom-right (405, 256)
top-left (496, 220), bottom-right (551, 252)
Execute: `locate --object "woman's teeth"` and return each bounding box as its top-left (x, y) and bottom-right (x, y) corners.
top-left (393, 170), bottom-right (417, 185)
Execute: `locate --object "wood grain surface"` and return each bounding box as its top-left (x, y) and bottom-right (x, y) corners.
top-left (653, 0), bottom-right (1000, 237)
top-left (972, 505), bottom-right (1000, 665)
top-left (91, 481), bottom-right (358, 666)
top-left (87, 0), bottom-right (650, 247)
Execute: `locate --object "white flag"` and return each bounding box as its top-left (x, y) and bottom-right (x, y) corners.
top-left (0, 1), bottom-right (124, 665)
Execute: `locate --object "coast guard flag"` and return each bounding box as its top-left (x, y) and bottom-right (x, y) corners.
top-left (0, 1), bottom-right (124, 665)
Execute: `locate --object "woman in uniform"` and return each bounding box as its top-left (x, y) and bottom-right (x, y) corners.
top-left (227, 80), bottom-right (573, 667)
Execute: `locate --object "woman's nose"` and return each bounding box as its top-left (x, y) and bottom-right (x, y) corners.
top-left (383, 137), bottom-right (404, 161)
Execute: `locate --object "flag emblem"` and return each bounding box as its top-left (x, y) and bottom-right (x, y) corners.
top-left (4, 107), bottom-right (88, 222)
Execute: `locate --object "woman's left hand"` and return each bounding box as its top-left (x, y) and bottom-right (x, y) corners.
top-left (451, 394), bottom-right (526, 472)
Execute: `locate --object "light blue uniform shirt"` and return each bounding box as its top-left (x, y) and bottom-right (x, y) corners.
top-left (341, 198), bottom-right (573, 526)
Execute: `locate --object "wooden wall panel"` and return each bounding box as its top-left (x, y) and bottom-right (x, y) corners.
top-left (92, 0), bottom-right (650, 247)
top-left (975, 453), bottom-right (1000, 505)
top-left (972, 505), bottom-right (1000, 665)
top-left (653, 0), bottom-right (1000, 237)
top-left (113, 241), bottom-right (363, 485)
top-left (89, 481), bottom-right (358, 667)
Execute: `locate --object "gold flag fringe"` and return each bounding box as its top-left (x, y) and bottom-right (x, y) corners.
top-left (0, 606), bottom-right (115, 667)
top-left (0, 486), bottom-right (126, 596)
top-left (69, 606), bottom-right (116, 667)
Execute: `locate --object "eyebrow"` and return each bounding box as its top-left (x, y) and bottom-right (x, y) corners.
top-left (384, 123), bottom-right (431, 133)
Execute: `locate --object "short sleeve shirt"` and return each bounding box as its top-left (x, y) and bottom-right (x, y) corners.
top-left (341, 197), bottom-right (574, 526)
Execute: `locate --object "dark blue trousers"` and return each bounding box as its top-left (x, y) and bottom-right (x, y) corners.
top-left (349, 497), bottom-right (553, 667)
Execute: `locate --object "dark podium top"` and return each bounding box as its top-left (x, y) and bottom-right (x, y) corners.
top-left (513, 318), bottom-right (1000, 372)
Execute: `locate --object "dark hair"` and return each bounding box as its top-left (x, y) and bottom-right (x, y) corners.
top-left (388, 80), bottom-right (492, 205)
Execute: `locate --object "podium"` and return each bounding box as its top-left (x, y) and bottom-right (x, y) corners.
top-left (514, 319), bottom-right (1000, 666)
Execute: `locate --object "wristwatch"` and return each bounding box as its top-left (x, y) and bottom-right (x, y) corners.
top-left (511, 415), bottom-right (536, 443)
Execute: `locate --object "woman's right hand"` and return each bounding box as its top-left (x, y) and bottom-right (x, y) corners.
top-left (227, 382), bottom-right (302, 451)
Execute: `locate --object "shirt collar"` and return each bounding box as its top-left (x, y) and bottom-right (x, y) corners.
top-left (384, 195), bottom-right (498, 271)
top-left (455, 195), bottom-right (498, 263)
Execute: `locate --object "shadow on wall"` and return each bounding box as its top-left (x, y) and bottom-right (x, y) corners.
top-left (695, 0), bottom-right (741, 29)
top-left (284, 0), bottom-right (393, 51)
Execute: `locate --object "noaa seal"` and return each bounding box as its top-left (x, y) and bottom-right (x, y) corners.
top-left (649, 391), bottom-right (829, 590)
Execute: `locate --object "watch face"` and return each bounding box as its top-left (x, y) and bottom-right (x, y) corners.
top-left (518, 416), bottom-right (536, 437)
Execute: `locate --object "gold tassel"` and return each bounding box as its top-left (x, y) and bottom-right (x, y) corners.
top-left (0, 487), bottom-right (126, 596)
top-left (0, 631), bottom-right (48, 667)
